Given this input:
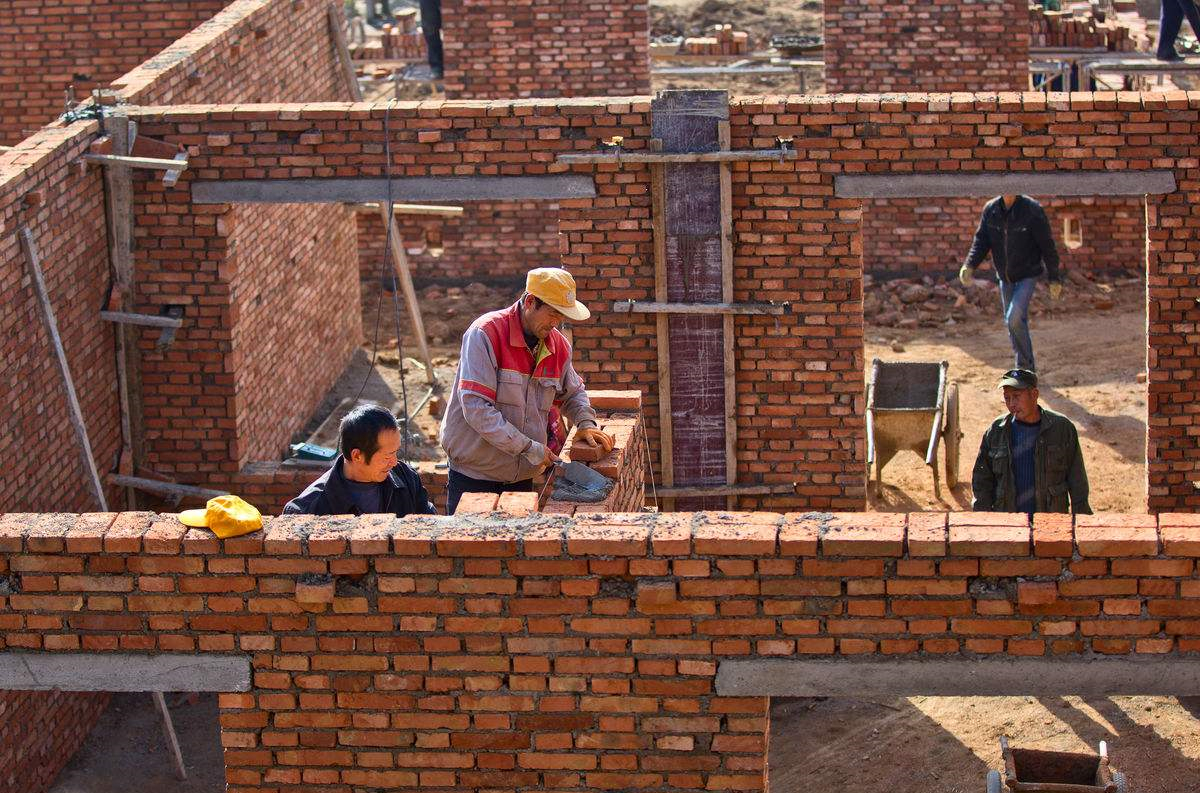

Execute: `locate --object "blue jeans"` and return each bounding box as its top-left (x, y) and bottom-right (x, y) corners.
top-left (1158, 0), bottom-right (1200, 58)
top-left (999, 277), bottom-right (1038, 372)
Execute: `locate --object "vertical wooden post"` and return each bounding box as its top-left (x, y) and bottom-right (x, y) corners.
top-left (18, 227), bottom-right (109, 511)
top-left (100, 106), bottom-right (142, 509)
top-left (649, 146), bottom-right (675, 512)
top-left (718, 120), bottom-right (737, 511)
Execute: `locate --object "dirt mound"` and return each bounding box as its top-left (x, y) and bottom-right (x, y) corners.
top-left (651, 0), bottom-right (821, 41)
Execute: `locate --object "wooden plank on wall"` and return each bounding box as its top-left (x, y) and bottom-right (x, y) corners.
top-left (718, 120), bottom-right (736, 511)
top-left (835, 170), bottom-right (1177, 199)
top-left (191, 176), bottom-right (598, 205)
top-left (650, 154), bottom-right (674, 512)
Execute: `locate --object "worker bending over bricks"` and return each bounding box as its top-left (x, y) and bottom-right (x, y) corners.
top-left (959, 194), bottom-right (1064, 373)
top-left (284, 404), bottom-right (436, 516)
top-left (971, 369), bottom-right (1091, 516)
top-left (440, 268), bottom-right (613, 514)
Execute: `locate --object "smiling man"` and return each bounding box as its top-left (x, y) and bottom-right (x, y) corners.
top-left (970, 369), bottom-right (1090, 515)
top-left (439, 268), bottom-right (614, 515)
top-left (284, 404), bottom-right (436, 516)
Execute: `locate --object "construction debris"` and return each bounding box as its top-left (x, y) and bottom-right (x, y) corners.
top-left (865, 269), bottom-right (1142, 329)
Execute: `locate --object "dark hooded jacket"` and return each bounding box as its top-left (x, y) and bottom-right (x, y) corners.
top-left (283, 455), bottom-right (437, 517)
top-left (963, 195), bottom-right (1062, 284)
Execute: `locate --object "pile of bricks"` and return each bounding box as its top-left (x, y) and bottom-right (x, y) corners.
top-left (683, 25), bottom-right (751, 56)
top-left (1030, 5), bottom-right (1136, 51)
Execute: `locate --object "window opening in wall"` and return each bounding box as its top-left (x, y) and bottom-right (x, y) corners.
top-left (861, 195), bottom-right (1147, 513)
top-left (47, 691), bottom-right (224, 793)
top-left (769, 695), bottom-right (1198, 793)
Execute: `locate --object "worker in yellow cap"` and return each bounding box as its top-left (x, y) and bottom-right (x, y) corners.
top-left (439, 268), bottom-right (614, 514)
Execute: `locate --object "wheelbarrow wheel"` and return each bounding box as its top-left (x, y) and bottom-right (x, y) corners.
top-left (986, 770), bottom-right (1002, 793)
top-left (944, 382), bottom-right (961, 488)
top-left (1113, 771), bottom-right (1128, 793)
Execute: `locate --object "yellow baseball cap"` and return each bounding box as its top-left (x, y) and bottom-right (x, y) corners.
top-left (526, 267), bottom-right (590, 322)
top-left (179, 495), bottom-right (263, 539)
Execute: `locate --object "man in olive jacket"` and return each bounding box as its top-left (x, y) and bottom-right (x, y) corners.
top-left (971, 369), bottom-right (1091, 515)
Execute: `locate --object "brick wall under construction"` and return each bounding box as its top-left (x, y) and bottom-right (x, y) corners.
top-left (2, 510), bottom-right (1200, 791)
top-left (351, 0), bottom-right (652, 288)
top-left (0, 690), bottom-right (110, 793)
top-left (0, 0), bottom-right (227, 145)
top-left (825, 0), bottom-right (1146, 278)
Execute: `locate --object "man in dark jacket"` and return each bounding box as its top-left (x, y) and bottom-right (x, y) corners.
top-left (284, 404), bottom-right (436, 517)
top-left (971, 369), bottom-right (1090, 515)
top-left (959, 195), bottom-right (1064, 373)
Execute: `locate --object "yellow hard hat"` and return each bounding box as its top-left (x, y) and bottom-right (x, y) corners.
top-left (526, 268), bottom-right (590, 322)
top-left (179, 495), bottom-right (263, 539)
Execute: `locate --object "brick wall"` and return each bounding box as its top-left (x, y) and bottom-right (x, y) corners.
top-left (0, 124), bottom-right (123, 513)
top-left (0, 690), bottom-right (110, 793)
top-left (864, 195), bottom-right (1147, 278)
top-left (440, 0), bottom-right (650, 100)
top-left (823, 0), bottom-right (1031, 94)
top-left (121, 0), bottom-right (358, 484)
top-left (356, 202), bottom-right (560, 284)
top-left (0, 0), bottom-right (227, 145)
top-left (3, 510), bottom-right (1200, 791)
top-left (127, 91), bottom-right (1200, 511)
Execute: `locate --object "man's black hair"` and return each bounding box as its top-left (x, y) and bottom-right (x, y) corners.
top-left (339, 404), bottom-right (399, 461)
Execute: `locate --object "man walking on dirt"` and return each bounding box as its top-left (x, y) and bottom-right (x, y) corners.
top-left (971, 369), bottom-right (1090, 515)
top-left (439, 268), bottom-right (614, 515)
top-left (959, 195), bottom-right (1064, 373)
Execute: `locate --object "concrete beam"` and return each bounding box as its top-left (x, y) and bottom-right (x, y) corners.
top-left (0, 653), bottom-right (251, 692)
top-left (834, 170), bottom-right (1176, 199)
top-left (191, 175), bottom-right (596, 204)
top-left (716, 658), bottom-right (1200, 697)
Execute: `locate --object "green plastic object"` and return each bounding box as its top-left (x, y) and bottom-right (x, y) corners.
top-left (290, 442), bottom-right (337, 462)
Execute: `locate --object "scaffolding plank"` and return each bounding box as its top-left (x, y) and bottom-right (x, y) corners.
top-left (191, 176), bottom-right (597, 204)
top-left (835, 170), bottom-right (1176, 199)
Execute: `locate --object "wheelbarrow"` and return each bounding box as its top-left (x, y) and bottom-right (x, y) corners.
top-left (986, 736), bottom-right (1128, 792)
top-left (866, 359), bottom-right (961, 499)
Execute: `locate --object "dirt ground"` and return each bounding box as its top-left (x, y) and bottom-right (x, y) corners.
top-left (49, 693), bottom-right (224, 793)
top-left (864, 284), bottom-right (1147, 514)
top-left (772, 695), bottom-right (1200, 793)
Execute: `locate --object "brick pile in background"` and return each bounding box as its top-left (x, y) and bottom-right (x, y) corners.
top-left (1030, 3), bottom-right (1137, 51)
top-left (0, 0), bottom-right (226, 145)
top-left (0, 690), bottom-right (110, 793)
top-left (823, 0), bottom-right (1030, 93)
top-left (355, 202), bottom-right (560, 284)
top-left (683, 25), bottom-right (751, 56)
top-left (4, 511), bottom-right (1200, 791)
top-left (439, 0), bottom-right (650, 99)
top-left (861, 195), bottom-right (1147, 278)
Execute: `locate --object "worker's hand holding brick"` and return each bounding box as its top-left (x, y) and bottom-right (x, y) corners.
top-left (577, 427), bottom-right (615, 454)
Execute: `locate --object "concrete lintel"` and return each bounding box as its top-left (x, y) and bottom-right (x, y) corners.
top-left (191, 175), bottom-right (597, 204)
top-left (0, 653), bottom-right (251, 692)
top-left (716, 658), bottom-right (1200, 697)
top-left (835, 170), bottom-right (1176, 199)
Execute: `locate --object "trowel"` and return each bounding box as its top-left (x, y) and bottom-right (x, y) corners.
top-left (551, 460), bottom-right (614, 503)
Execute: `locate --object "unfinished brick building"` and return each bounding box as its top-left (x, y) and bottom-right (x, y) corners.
top-left (825, 0), bottom-right (1147, 278)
